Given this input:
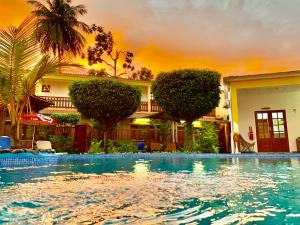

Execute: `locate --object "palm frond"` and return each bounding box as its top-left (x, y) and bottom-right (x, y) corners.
top-left (29, 0), bottom-right (89, 57)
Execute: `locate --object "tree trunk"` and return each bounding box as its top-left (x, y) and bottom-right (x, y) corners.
top-left (184, 120), bottom-right (194, 152)
top-left (58, 47), bottom-right (62, 74)
top-left (113, 59), bottom-right (117, 77)
top-left (0, 110), bottom-right (5, 135)
top-left (10, 118), bottom-right (20, 149)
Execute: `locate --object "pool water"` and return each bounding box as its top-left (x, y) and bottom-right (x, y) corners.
top-left (0, 155), bottom-right (300, 224)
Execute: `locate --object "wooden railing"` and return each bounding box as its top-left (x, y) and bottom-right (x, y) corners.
top-left (150, 101), bottom-right (161, 112)
top-left (39, 96), bottom-right (162, 113)
top-left (40, 96), bottom-right (75, 109)
top-left (139, 102), bottom-right (148, 112)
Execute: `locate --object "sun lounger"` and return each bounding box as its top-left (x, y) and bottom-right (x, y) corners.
top-left (165, 143), bottom-right (176, 152)
top-left (36, 140), bottom-right (55, 153)
top-left (150, 142), bottom-right (161, 152)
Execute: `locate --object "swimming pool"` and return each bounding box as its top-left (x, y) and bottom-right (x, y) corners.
top-left (0, 154), bottom-right (300, 224)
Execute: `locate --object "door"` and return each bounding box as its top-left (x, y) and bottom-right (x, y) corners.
top-left (74, 125), bottom-right (87, 153)
top-left (255, 110), bottom-right (289, 152)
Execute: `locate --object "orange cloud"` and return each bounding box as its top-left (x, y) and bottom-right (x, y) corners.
top-left (1, 0), bottom-right (300, 77)
top-left (0, 0), bottom-right (31, 27)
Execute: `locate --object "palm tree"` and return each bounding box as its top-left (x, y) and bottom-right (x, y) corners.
top-left (28, 0), bottom-right (89, 71)
top-left (0, 17), bottom-right (79, 147)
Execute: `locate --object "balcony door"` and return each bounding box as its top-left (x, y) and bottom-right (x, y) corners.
top-left (255, 110), bottom-right (289, 152)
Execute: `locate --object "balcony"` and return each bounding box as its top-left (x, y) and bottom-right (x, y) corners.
top-left (138, 101), bottom-right (161, 112)
top-left (39, 96), bottom-right (162, 113)
top-left (40, 96), bottom-right (74, 109)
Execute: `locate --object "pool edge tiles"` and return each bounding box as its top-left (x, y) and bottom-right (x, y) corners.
top-left (0, 153), bottom-right (300, 167)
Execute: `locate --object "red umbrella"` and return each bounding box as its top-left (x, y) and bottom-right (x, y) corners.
top-left (19, 114), bottom-right (58, 149)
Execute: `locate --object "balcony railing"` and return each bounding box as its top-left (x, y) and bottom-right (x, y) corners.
top-left (40, 96), bottom-right (162, 113)
top-left (139, 102), bottom-right (148, 112)
top-left (41, 96), bottom-right (75, 109)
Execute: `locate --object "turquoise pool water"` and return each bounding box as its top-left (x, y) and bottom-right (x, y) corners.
top-left (0, 154), bottom-right (300, 224)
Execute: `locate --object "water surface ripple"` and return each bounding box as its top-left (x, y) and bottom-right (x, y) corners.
top-left (0, 157), bottom-right (299, 224)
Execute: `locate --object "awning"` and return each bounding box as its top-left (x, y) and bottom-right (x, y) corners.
top-left (29, 95), bottom-right (54, 113)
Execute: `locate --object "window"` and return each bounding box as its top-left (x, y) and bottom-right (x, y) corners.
top-left (42, 85), bottom-right (50, 92)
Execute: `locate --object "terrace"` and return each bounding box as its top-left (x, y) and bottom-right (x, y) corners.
top-left (39, 96), bottom-right (162, 113)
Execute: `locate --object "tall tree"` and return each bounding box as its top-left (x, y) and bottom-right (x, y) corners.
top-left (69, 79), bottom-right (141, 150)
top-left (152, 69), bottom-right (221, 151)
top-left (28, 0), bottom-right (89, 71)
top-left (131, 67), bottom-right (154, 81)
top-left (0, 17), bottom-right (78, 147)
top-left (87, 25), bottom-right (135, 77)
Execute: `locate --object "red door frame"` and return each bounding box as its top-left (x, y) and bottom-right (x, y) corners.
top-left (255, 110), bottom-right (289, 152)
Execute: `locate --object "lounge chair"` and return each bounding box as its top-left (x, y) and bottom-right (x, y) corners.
top-left (165, 143), bottom-right (176, 152)
top-left (36, 140), bottom-right (55, 153)
top-left (150, 142), bottom-right (161, 152)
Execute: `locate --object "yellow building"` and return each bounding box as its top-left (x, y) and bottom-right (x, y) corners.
top-left (224, 70), bottom-right (300, 153)
top-left (35, 72), bottom-right (227, 122)
top-left (28, 72), bottom-right (230, 151)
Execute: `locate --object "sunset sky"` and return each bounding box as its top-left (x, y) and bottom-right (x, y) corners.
top-left (1, 0), bottom-right (300, 76)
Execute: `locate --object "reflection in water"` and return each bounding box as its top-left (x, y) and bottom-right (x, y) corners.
top-left (133, 160), bottom-right (150, 178)
top-left (192, 161), bottom-right (205, 175)
top-left (0, 158), bottom-right (299, 224)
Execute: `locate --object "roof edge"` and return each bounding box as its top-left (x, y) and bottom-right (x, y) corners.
top-left (224, 70), bottom-right (300, 83)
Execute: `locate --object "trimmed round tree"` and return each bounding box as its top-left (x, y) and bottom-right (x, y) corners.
top-left (152, 69), bottom-right (221, 151)
top-left (69, 79), bottom-right (141, 150)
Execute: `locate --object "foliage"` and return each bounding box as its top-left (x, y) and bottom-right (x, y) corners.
top-left (28, 0), bottom-right (90, 60)
top-left (69, 79), bottom-right (141, 149)
top-left (87, 140), bottom-right (137, 154)
top-left (0, 17), bottom-right (77, 147)
top-left (194, 123), bottom-right (219, 153)
top-left (89, 69), bottom-right (108, 77)
top-left (86, 25), bottom-right (134, 77)
top-left (88, 140), bottom-right (104, 154)
top-left (36, 126), bottom-right (55, 140)
top-left (49, 135), bottom-right (73, 152)
top-left (151, 119), bottom-right (172, 145)
top-left (107, 140), bottom-right (138, 154)
top-left (152, 69), bottom-right (221, 151)
top-left (131, 67), bottom-right (154, 81)
top-left (50, 114), bottom-right (80, 125)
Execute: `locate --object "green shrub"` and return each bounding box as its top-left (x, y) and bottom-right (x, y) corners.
top-left (69, 79), bottom-right (141, 150)
top-left (88, 140), bottom-right (104, 154)
top-left (152, 69), bottom-right (221, 151)
top-left (194, 122), bottom-right (219, 153)
top-left (50, 114), bottom-right (80, 125)
top-left (107, 140), bottom-right (138, 154)
top-left (49, 135), bottom-right (73, 153)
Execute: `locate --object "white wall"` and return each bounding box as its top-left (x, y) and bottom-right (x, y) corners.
top-left (237, 85), bottom-right (300, 152)
top-left (36, 80), bottom-right (72, 97)
top-left (216, 92), bottom-right (228, 119)
top-left (139, 86), bottom-right (149, 102)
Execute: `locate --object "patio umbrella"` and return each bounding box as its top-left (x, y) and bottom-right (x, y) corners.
top-left (19, 114), bottom-right (58, 149)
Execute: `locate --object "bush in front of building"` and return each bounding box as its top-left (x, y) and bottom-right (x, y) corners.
top-left (87, 140), bottom-right (138, 154)
top-left (50, 114), bottom-right (80, 125)
top-left (152, 69), bottom-right (221, 151)
top-left (107, 140), bottom-right (138, 153)
top-left (69, 79), bottom-right (141, 152)
top-left (88, 140), bottom-right (105, 154)
top-left (194, 122), bottom-right (219, 153)
top-left (49, 135), bottom-right (74, 153)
